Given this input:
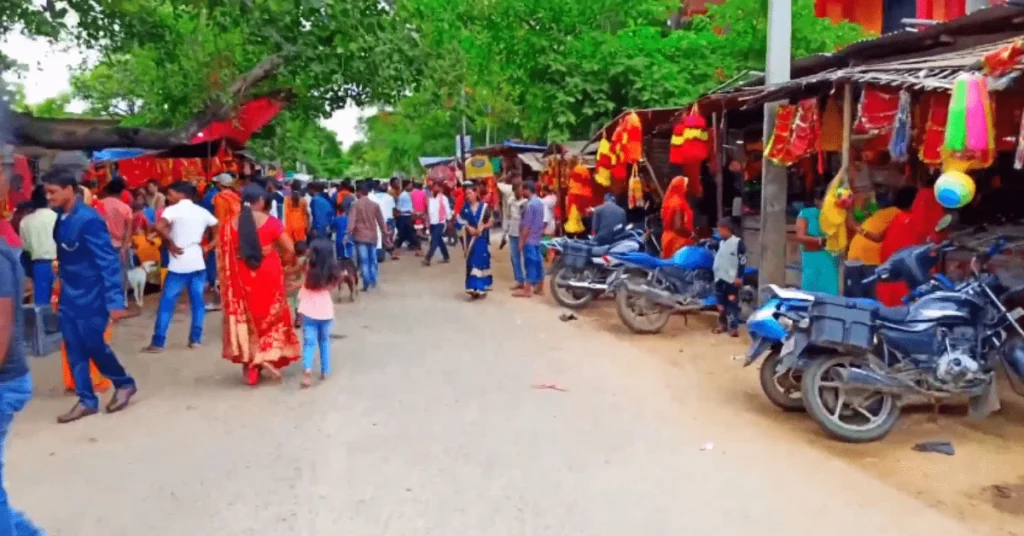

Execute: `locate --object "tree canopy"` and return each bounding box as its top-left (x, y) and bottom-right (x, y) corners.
top-left (1, 0), bottom-right (864, 177)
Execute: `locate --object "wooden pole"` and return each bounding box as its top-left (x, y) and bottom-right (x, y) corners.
top-left (713, 112), bottom-right (724, 222)
top-left (642, 153), bottom-right (665, 200)
top-left (840, 85), bottom-right (853, 174)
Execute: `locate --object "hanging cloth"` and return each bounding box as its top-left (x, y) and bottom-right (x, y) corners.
top-left (820, 95), bottom-right (844, 152)
top-left (764, 105), bottom-right (797, 165)
top-left (919, 92), bottom-right (950, 165)
top-left (888, 90), bottom-right (912, 163)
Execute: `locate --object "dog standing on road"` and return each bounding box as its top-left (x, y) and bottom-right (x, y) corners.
top-left (126, 260), bottom-right (158, 308)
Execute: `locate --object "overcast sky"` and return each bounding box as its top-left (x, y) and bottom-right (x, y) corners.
top-left (0, 33), bottom-right (369, 148)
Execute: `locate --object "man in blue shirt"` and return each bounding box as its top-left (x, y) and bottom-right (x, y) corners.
top-left (0, 174), bottom-right (43, 534)
top-left (309, 182), bottom-right (335, 239)
top-left (514, 180), bottom-right (547, 298)
top-left (43, 167), bottom-right (138, 423)
top-left (394, 180), bottom-right (420, 254)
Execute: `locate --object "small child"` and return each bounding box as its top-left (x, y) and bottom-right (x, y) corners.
top-left (286, 241), bottom-right (309, 327)
top-left (711, 218), bottom-right (747, 337)
top-left (297, 239), bottom-right (341, 388)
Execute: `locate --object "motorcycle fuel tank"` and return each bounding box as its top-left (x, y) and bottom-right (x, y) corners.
top-left (904, 291), bottom-right (981, 324)
top-left (671, 245), bottom-right (715, 271)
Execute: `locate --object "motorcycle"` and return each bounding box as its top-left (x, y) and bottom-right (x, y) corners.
top-left (609, 239), bottom-right (758, 334)
top-left (795, 230), bottom-right (1024, 443)
top-left (547, 227), bottom-right (645, 310)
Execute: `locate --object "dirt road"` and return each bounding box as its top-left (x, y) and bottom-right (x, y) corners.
top-left (3, 248), bottom-right (1015, 535)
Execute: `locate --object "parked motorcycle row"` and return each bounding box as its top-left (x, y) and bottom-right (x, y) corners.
top-left (745, 218), bottom-right (1024, 443)
top-left (545, 225), bottom-right (758, 334)
top-left (546, 219), bottom-right (1024, 445)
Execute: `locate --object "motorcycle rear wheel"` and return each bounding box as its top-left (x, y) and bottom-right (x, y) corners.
top-left (550, 263), bottom-right (597, 309)
top-left (615, 276), bottom-right (671, 334)
top-left (801, 355), bottom-right (900, 443)
top-left (758, 350), bottom-right (804, 412)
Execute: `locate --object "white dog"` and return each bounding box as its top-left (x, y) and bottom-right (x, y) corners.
top-left (126, 261), bottom-right (158, 308)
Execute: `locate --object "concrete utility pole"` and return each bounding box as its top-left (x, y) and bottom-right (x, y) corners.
top-left (758, 0), bottom-right (792, 293)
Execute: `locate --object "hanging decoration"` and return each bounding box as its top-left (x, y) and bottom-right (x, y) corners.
top-left (854, 87), bottom-right (900, 138)
top-left (820, 94), bottom-right (844, 152)
top-left (919, 92), bottom-right (950, 165)
top-left (943, 73), bottom-right (995, 169)
top-left (565, 163), bottom-right (596, 235)
top-left (982, 39), bottom-right (1024, 77)
top-left (627, 167), bottom-right (644, 209)
top-left (595, 135), bottom-right (616, 187)
top-left (668, 109), bottom-right (709, 165)
top-left (934, 170), bottom-right (977, 209)
top-left (888, 90), bottom-right (912, 162)
top-left (764, 104), bottom-right (797, 165)
top-left (607, 111), bottom-right (642, 183)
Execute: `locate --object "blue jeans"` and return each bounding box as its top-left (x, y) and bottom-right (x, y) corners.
top-left (508, 236), bottom-right (524, 284)
top-left (151, 270), bottom-right (206, 348)
top-left (523, 243), bottom-right (544, 286)
top-left (426, 223), bottom-right (449, 262)
top-left (205, 251), bottom-right (217, 288)
top-left (0, 374), bottom-right (41, 536)
top-left (60, 308), bottom-right (135, 411)
top-left (302, 318), bottom-right (333, 375)
top-left (30, 260), bottom-right (53, 306)
top-left (355, 242), bottom-right (378, 288)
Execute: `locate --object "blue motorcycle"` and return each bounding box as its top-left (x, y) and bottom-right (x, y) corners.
top-left (609, 240), bottom-right (757, 334)
top-left (793, 232), bottom-right (1024, 443)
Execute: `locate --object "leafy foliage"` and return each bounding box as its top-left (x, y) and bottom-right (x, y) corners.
top-left (349, 0), bottom-right (865, 176)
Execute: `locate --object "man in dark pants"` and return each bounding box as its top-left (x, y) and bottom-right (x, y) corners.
top-left (395, 180), bottom-right (420, 253)
top-left (43, 167), bottom-right (138, 423)
top-left (422, 182), bottom-right (452, 266)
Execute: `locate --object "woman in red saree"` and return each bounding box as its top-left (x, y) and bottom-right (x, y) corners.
top-left (661, 176), bottom-right (694, 258)
top-left (220, 183), bottom-right (301, 385)
top-left (868, 186), bottom-right (945, 306)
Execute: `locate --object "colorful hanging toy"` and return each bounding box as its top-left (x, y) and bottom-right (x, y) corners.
top-left (943, 73), bottom-right (995, 165)
top-left (934, 170), bottom-right (976, 209)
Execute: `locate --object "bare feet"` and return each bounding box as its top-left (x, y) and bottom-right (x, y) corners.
top-left (141, 345), bottom-right (164, 354)
top-left (534, 283), bottom-right (545, 296)
top-left (512, 288), bottom-right (533, 298)
top-left (510, 283), bottom-right (524, 291)
top-left (188, 342), bottom-right (201, 349)
top-left (300, 370), bottom-right (313, 389)
top-left (262, 363), bottom-right (283, 381)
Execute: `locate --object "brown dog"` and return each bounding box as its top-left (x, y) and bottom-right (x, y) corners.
top-left (336, 258), bottom-right (358, 302)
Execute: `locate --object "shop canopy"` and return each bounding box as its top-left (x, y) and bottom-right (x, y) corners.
top-left (190, 95), bottom-right (285, 145)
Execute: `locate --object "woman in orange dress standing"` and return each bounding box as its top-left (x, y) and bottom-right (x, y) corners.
top-left (660, 176), bottom-right (694, 258)
top-left (220, 184), bottom-right (301, 385)
top-left (283, 187), bottom-right (310, 244)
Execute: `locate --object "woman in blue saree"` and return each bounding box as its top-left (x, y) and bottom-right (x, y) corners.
top-left (460, 183), bottom-right (493, 298)
top-left (796, 188), bottom-right (840, 295)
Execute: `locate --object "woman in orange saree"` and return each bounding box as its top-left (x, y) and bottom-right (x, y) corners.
top-left (661, 176), bottom-right (694, 258)
top-left (283, 190), bottom-right (309, 244)
top-left (52, 265), bottom-right (111, 393)
top-left (220, 184), bottom-right (301, 385)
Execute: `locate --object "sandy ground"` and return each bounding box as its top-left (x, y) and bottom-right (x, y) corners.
top-left (2, 241), bottom-right (1020, 535)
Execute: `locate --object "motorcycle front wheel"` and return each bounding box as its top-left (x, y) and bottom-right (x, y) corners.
top-left (550, 263), bottom-right (597, 310)
top-left (801, 355), bottom-right (900, 443)
top-left (615, 276), bottom-right (671, 334)
top-left (758, 350), bottom-right (804, 412)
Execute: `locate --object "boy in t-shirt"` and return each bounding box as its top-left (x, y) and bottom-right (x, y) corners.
top-left (711, 218), bottom-right (747, 337)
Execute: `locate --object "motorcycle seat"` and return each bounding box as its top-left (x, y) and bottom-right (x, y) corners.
top-left (588, 245), bottom-right (612, 257)
top-left (877, 306), bottom-right (910, 323)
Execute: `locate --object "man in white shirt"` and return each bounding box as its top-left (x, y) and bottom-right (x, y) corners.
top-left (422, 182), bottom-right (452, 266)
top-left (19, 187), bottom-right (59, 305)
top-left (143, 181), bottom-right (218, 352)
top-left (369, 181), bottom-right (398, 260)
top-left (541, 185), bottom-right (558, 236)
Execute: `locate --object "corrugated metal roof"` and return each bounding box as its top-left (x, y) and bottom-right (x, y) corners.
top-left (517, 152), bottom-right (547, 172)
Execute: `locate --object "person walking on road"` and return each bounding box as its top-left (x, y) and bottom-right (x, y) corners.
top-left (500, 180), bottom-right (526, 290)
top-left (422, 182), bottom-right (452, 266)
top-left (220, 184), bottom-right (300, 386)
top-left (513, 181), bottom-right (546, 298)
top-left (293, 239), bottom-right (339, 388)
top-left (143, 181), bottom-right (218, 353)
top-left (44, 167), bottom-right (138, 423)
top-left (460, 183), bottom-right (493, 298)
top-left (0, 235), bottom-right (44, 535)
top-left (395, 180), bottom-right (420, 254)
top-left (347, 182), bottom-right (389, 290)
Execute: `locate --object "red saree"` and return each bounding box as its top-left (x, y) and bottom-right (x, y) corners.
top-left (220, 215), bottom-right (300, 374)
top-left (661, 176), bottom-right (694, 259)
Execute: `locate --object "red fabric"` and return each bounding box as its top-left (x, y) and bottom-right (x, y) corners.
top-left (191, 97), bottom-right (285, 145)
top-left (765, 105), bottom-right (797, 165)
top-left (669, 114), bottom-right (710, 165)
top-left (919, 93), bottom-right (950, 164)
top-left (854, 87), bottom-right (899, 136)
top-left (221, 215), bottom-right (300, 370)
top-left (0, 220), bottom-right (21, 248)
top-left (876, 187), bottom-right (945, 306)
top-left (661, 177), bottom-right (694, 259)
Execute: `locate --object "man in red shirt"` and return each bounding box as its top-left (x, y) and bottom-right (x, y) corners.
top-left (97, 180), bottom-right (135, 299)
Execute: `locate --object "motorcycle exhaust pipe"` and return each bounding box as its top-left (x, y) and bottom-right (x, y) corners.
top-left (834, 367), bottom-right (907, 394)
top-left (557, 280), bottom-right (608, 291)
